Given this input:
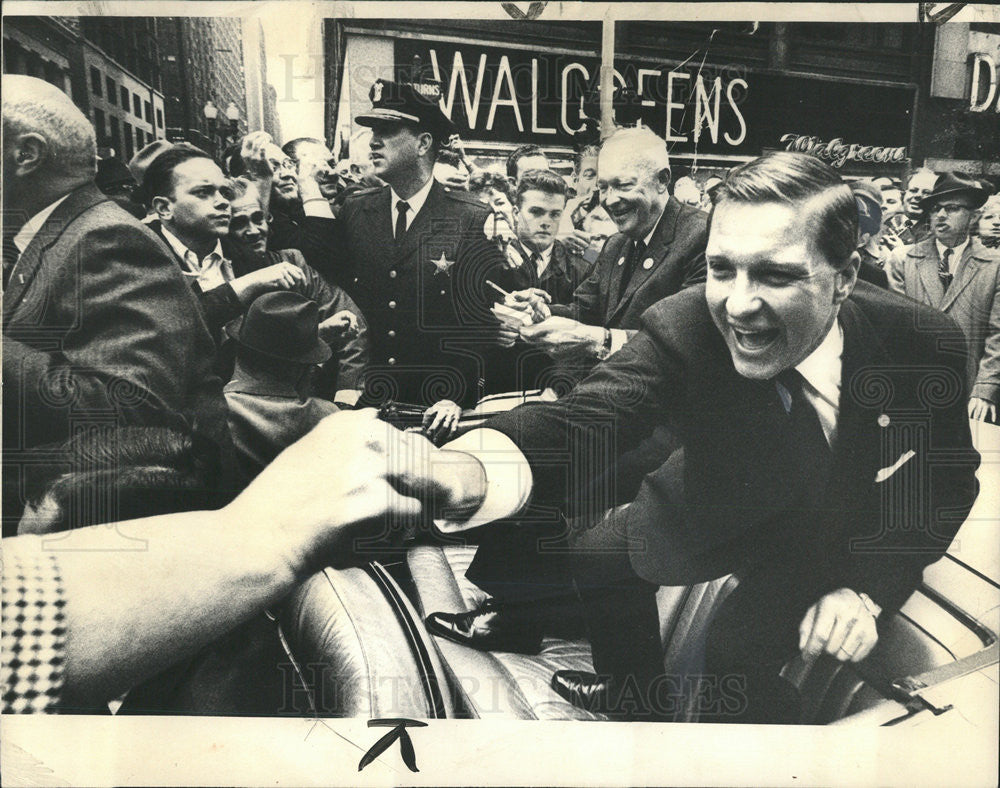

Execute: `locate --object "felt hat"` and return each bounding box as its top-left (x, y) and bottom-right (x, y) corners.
top-left (225, 291), bottom-right (331, 364)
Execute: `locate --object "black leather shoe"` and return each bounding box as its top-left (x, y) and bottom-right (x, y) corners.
top-left (551, 669), bottom-right (667, 721)
top-left (424, 600), bottom-right (543, 654)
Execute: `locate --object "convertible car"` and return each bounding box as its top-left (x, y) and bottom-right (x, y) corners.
top-left (275, 408), bottom-right (1000, 727)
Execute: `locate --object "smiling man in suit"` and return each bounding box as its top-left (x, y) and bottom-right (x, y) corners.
top-left (512, 126), bottom-right (707, 368)
top-left (887, 172), bottom-right (1000, 424)
top-left (420, 152), bottom-right (980, 723)
top-left (332, 79), bottom-right (511, 441)
top-left (2, 75), bottom-right (232, 532)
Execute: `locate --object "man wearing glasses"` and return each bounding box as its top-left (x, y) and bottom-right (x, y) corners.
top-left (888, 172), bottom-right (1000, 423)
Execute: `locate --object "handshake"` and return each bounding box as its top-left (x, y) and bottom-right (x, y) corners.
top-left (490, 285), bottom-right (609, 360)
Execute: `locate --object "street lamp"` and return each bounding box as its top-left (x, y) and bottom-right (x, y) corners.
top-left (203, 99), bottom-right (218, 136)
top-left (224, 102), bottom-right (240, 140)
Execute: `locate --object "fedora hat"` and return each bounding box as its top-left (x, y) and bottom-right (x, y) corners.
top-left (355, 79), bottom-right (456, 142)
top-left (225, 291), bottom-right (331, 365)
top-left (920, 171), bottom-right (990, 211)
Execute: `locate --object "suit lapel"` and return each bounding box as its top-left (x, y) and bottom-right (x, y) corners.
top-left (828, 297), bottom-right (891, 494)
top-left (913, 241), bottom-right (947, 308)
top-left (939, 246), bottom-right (985, 311)
top-left (607, 199), bottom-right (680, 324)
top-left (604, 234), bottom-right (632, 312)
top-left (3, 184), bottom-right (107, 325)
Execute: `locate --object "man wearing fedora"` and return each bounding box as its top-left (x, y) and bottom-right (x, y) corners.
top-left (223, 290), bottom-right (339, 479)
top-left (330, 79), bottom-right (512, 442)
top-left (888, 171), bottom-right (1000, 423)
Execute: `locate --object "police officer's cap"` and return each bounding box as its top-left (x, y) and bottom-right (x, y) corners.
top-left (356, 79), bottom-right (456, 141)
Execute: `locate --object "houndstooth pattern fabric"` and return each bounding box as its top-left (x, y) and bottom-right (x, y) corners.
top-left (2, 539), bottom-right (67, 713)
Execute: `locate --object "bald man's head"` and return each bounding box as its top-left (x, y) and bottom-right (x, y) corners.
top-left (3, 75), bottom-right (97, 212)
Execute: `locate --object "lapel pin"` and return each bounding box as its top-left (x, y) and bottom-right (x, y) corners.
top-left (617, 256), bottom-right (625, 266)
top-left (878, 414), bottom-right (890, 427)
top-left (642, 258), bottom-right (654, 270)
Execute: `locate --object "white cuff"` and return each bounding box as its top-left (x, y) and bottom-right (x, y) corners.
top-left (433, 428), bottom-right (532, 533)
top-left (334, 389), bottom-right (362, 407)
top-left (302, 199), bottom-right (335, 219)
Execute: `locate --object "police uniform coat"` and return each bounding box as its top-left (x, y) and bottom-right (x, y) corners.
top-left (333, 180), bottom-right (511, 407)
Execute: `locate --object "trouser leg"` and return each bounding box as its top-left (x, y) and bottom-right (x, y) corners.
top-left (569, 506), bottom-right (664, 717)
top-left (701, 563), bottom-right (837, 724)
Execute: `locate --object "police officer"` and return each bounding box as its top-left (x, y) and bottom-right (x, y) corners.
top-left (333, 80), bottom-right (511, 440)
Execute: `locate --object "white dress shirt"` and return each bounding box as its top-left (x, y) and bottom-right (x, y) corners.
top-left (390, 177), bottom-right (435, 237)
top-left (159, 225), bottom-right (233, 291)
top-left (8, 195), bottom-right (70, 281)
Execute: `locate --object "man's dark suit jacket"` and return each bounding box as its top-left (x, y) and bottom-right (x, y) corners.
top-left (2, 184), bottom-right (232, 526)
top-left (332, 180), bottom-right (512, 407)
top-left (487, 282), bottom-right (980, 617)
top-left (551, 196), bottom-right (707, 333)
top-left (508, 238), bottom-right (594, 306)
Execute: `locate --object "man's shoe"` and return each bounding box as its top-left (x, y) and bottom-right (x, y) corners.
top-left (551, 669), bottom-right (667, 721)
top-left (424, 600), bottom-right (543, 654)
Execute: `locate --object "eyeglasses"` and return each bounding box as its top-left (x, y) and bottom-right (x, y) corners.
top-left (933, 202), bottom-right (973, 215)
top-left (269, 158), bottom-right (297, 173)
top-left (230, 211), bottom-right (269, 232)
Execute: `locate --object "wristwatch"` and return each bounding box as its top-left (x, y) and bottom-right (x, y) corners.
top-left (596, 327), bottom-right (613, 360)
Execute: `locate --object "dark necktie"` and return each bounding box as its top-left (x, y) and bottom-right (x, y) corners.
top-left (2, 231), bottom-right (20, 290)
top-left (938, 247), bottom-right (953, 290)
top-left (395, 200), bottom-right (410, 242)
top-left (982, 236), bottom-right (1000, 249)
top-left (775, 368), bottom-right (831, 458)
top-left (620, 239), bottom-right (646, 293)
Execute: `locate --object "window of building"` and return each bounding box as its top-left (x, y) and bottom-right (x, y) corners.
top-left (91, 66), bottom-right (102, 96)
top-left (133, 93), bottom-right (142, 116)
top-left (121, 86), bottom-right (130, 112)
top-left (109, 118), bottom-right (121, 154)
top-left (93, 108), bottom-right (106, 145)
top-left (123, 122), bottom-right (134, 160)
top-left (144, 100), bottom-right (152, 123)
top-left (136, 128), bottom-right (145, 150)
top-left (156, 108), bottom-right (164, 128)
top-left (106, 76), bottom-right (116, 105)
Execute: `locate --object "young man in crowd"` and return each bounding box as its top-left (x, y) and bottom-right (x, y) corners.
top-left (423, 151), bottom-right (980, 723)
top-left (143, 148), bottom-right (310, 344)
top-left (888, 172), bottom-right (1000, 423)
top-left (2, 75), bottom-right (232, 531)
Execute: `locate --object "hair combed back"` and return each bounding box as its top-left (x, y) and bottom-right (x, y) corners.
top-left (516, 168), bottom-right (568, 204)
top-left (714, 151), bottom-right (858, 268)
top-left (140, 147), bottom-right (215, 207)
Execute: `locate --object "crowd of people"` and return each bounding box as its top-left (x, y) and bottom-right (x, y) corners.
top-left (1, 71), bottom-right (993, 722)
